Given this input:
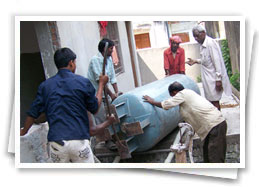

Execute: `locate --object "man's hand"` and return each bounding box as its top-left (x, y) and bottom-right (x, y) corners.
top-left (110, 93), bottom-right (117, 101)
top-left (107, 114), bottom-right (116, 124)
top-left (165, 69), bottom-right (170, 77)
top-left (99, 75), bottom-right (109, 85)
top-left (186, 58), bottom-right (196, 66)
top-left (143, 95), bottom-right (154, 105)
top-left (216, 81), bottom-right (223, 92)
top-left (20, 128), bottom-right (27, 136)
top-left (111, 92), bottom-right (123, 101)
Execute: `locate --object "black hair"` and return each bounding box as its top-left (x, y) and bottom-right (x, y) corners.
top-left (98, 38), bottom-right (115, 53)
top-left (54, 48), bottom-right (76, 69)
top-left (168, 81), bottom-right (184, 94)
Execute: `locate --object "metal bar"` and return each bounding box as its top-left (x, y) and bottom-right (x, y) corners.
top-left (115, 102), bottom-right (126, 108)
top-left (140, 118), bottom-right (151, 129)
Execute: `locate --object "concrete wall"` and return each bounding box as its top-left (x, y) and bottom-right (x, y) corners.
top-left (57, 21), bottom-right (100, 77)
top-left (34, 22), bottom-right (57, 79)
top-left (115, 22), bottom-right (135, 92)
top-left (137, 42), bottom-right (201, 85)
top-left (57, 21), bottom-right (135, 93)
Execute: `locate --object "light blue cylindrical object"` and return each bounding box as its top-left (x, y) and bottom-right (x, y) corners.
top-left (111, 74), bottom-right (200, 153)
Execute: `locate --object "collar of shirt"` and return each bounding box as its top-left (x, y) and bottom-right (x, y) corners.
top-left (58, 68), bottom-right (72, 73)
top-left (57, 68), bottom-right (73, 77)
top-left (201, 35), bottom-right (208, 48)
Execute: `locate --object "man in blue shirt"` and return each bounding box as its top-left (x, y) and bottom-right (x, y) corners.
top-left (20, 48), bottom-right (115, 163)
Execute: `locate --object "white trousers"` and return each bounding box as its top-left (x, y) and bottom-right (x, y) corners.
top-left (49, 139), bottom-right (94, 163)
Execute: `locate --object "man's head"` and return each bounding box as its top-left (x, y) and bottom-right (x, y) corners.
top-left (192, 25), bottom-right (206, 44)
top-left (54, 48), bottom-right (77, 73)
top-left (168, 81), bottom-right (184, 96)
top-left (170, 35), bottom-right (182, 53)
top-left (98, 38), bottom-right (115, 57)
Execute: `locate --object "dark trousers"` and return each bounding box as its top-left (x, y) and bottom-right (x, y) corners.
top-left (203, 120), bottom-right (227, 163)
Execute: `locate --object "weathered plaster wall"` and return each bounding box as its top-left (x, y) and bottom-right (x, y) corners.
top-left (34, 22), bottom-right (57, 79)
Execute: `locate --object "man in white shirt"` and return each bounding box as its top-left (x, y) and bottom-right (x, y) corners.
top-left (186, 25), bottom-right (232, 110)
top-left (143, 81), bottom-right (227, 163)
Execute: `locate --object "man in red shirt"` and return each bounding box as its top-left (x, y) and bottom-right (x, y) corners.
top-left (164, 35), bottom-right (185, 76)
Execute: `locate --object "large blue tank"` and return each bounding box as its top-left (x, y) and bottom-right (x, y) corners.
top-left (106, 74), bottom-right (200, 159)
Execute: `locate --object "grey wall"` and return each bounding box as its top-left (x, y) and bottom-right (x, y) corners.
top-left (34, 22), bottom-right (57, 79)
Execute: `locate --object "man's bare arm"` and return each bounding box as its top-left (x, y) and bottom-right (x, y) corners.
top-left (20, 116), bottom-right (35, 136)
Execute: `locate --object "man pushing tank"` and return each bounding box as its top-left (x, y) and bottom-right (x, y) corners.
top-left (143, 81), bottom-right (227, 163)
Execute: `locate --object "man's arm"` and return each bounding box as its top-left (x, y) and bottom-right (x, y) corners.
top-left (105, 86), bottom-right (116, 101)
top-left (209, 42), bottom-right (224, 92)
top-left (186, 58), bottom-right (201, 66)
top-left (95, 75), bottom-right (109, 108)
top-left (20, 116), bottom-right (35, 136)
top-left (112, 83), bottom-right (119, 95)
top-left (88, 112), bottom-right (116, 136)
top-left (142, 95), bottom-right (162, 108)
top-left (165, 69), bottom-right (170, 76)
top-left (164, 51), bottom-right (170, 76)
top-left (179, 49), bottom-right (185, 74)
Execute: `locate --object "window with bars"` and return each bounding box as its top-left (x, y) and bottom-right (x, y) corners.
top-left (101, 21), bottom-right (124, 75)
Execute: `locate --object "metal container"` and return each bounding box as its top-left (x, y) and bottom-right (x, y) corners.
top-left (107, 74), bottom-right (200, 159)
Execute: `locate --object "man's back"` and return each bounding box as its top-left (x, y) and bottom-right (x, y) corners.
top-left (28, 69), bottom-right (98, 142)
top-left (163, 89), bottom-right (225, 140)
